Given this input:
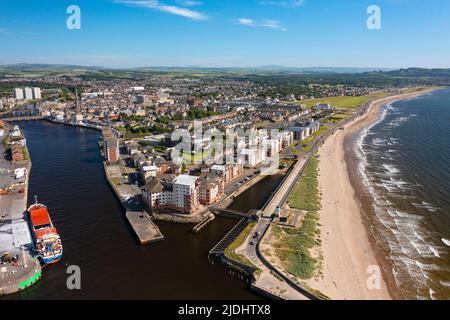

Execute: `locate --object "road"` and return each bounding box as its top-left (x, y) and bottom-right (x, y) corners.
top-left (236, 102), bottom-right (371, 299)
top-left (261, 156), bottom-right (308, 218)
top-left (236, 216), bottom-right (310, 300)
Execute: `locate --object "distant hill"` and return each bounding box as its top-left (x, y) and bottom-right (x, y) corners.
top-left (1, 64), bottom-right (449, 86)
top-left (1, 63), bottom-right (104, 70)
top-left (252, 66), bottom-right (395, 73)
top-left (0, 63), bottom-right (394, 74)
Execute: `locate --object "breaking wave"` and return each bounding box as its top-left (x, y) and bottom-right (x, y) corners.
top-left (355, 99), bottom-right (449, 299)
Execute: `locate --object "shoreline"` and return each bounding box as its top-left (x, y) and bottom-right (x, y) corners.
top-left (0, 121), bottom-right (42, 296)
top-left (309, 88), bottom-right (437, 300)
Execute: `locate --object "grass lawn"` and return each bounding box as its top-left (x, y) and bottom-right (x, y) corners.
top-left (182, 151), bottom-right (206, 164)
top-left (23, 147), bottom-right (30, 160)
top-left (287, 155), bottom-right (321, 212)
top-left (271, 155), bottom-right (323, 280)
top-left (324, 112), bottom-right (352, 123)
top-left (284, 92), bottom-right (390, 109)
top-left (300, 126), bottom-right (330, 152)
top-left (271, 213), bottom-right (321, 280)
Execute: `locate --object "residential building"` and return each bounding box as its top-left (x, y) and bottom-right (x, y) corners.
top-left (140, 164), bottom-right (158, 181)
top-left (32, 87), bottom-right (41, 99)
top-left (24, 87), bottom-right (33, 100)
top-left (198, 173), bottom-right (223, 205)
top-left (105, 138), bottom-right (119, 162)
top-left (211, 163), bottom-right (243, 184)
top-left (173, 175), bottom-right (199, 214)
top-left (141, 174), bottom-right (200, 214)
top-left (13, 88), bottom-right (24, 100)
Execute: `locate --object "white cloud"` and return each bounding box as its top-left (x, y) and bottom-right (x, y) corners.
top-left (175, 0), bottom-right (202, 6)
top-left (236, 18), bottom-right (287, 31)
top-left (259, 0), bottom-right (305, 7)
top-left (114, 0), bottom-right (207, 20)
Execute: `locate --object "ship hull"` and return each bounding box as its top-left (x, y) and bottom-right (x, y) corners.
top-left (41, 252), bottom-right (63, 264)
top-left (27, 201), bottom-right (63, 266)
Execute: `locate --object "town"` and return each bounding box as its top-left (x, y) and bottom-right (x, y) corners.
top-left (0, 69), bottom-right (426, 299)
top-left (0, 75), bottom-right (379, 219)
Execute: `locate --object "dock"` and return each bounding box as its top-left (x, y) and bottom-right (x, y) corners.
top-left (192, 213), bottom-right (215, 234)
top-left (1, 123), bottom-right (42, 296)
top-left (125, 211), bottom-right (164, 245)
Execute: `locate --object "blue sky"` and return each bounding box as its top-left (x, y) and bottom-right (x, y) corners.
top-left (0, 0), bottom-right (449, 68)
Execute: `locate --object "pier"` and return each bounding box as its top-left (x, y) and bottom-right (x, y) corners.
top-left (192, 213), bottom-right (215, 234)
top-left (125, 211), bottom-right (164, 245)
top-left (209, 207), bottom-right (249, 218)
top-left (209, 217), bottom-right (250, 256)
top-left (103, 157), bottom-right (166, 245)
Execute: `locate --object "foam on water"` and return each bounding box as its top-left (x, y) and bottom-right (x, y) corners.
top-left (442, 238), bottom-right (450, 247)
top-left (429, 288), bottom-right (436, 300)
top-left (355, 101), bottom-right (447, 299)
top-left (412, 202), bottom-right (439, 213)
top-left (429, 246), bottom-right (440, 258)
top-left (383, 164), bottom-right (400, 174)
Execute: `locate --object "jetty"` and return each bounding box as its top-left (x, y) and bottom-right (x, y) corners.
top-left (192, 213), bottom-right (215, 234)
top-left (125, 211), bottom-right (164, 245)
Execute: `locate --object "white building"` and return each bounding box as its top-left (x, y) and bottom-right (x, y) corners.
top-left (173, 175), bottom-right (199, 214)
top-left (13, 88), bottom-right (24, 100)
top-left (240, 147), bottom-right (266, 168)
top-left (23, 87), bottom-right (33, 100)
top-left (279, 131), bottom-right (294, 148)
top-left (140, 165), bottom-right (158, 180)
top-left (142, 174), bottom-right (200, 214)
top-left (72, 113), bottom-right (84, 122)
top-left (32, 87), bottom-right (41, 99)
top-left (288, 122), bottom-right (320, 141)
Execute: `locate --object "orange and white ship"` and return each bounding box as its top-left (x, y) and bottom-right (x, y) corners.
top-left (27, 197), bottom-right (63, 264)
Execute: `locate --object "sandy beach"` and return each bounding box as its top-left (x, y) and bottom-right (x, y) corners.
top-left (308, 89), bottom-right (436, 300)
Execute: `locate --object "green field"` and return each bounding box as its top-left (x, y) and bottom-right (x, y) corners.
top-left (287, 156), bottom-right (321, 211)
top-left (272, 213), bottom-right (321, 280)
top-left (323, 112), bottom-right (352, 123)
top-left (271, 155), bottom-right (323, 280)
top-left (285, 92), bottom-right (390, 109)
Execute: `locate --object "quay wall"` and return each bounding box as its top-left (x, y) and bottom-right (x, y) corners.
top-left (0, 125), bottom-right (42, 296)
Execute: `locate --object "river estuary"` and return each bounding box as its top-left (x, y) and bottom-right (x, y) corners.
top-left (4, 120), bottom-right (283, 299)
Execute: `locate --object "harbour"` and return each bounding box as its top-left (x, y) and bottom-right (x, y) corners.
top-left (0, 121), bottom-right (41, 296)
top-left (1, 120), bottom-right (286, 299)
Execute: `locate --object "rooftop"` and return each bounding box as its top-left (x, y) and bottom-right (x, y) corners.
top-left (174, 174), bottom-right (198, 187)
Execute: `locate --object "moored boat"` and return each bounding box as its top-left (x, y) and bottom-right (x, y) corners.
top-left (27, 197), bottom-right (63, 264)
